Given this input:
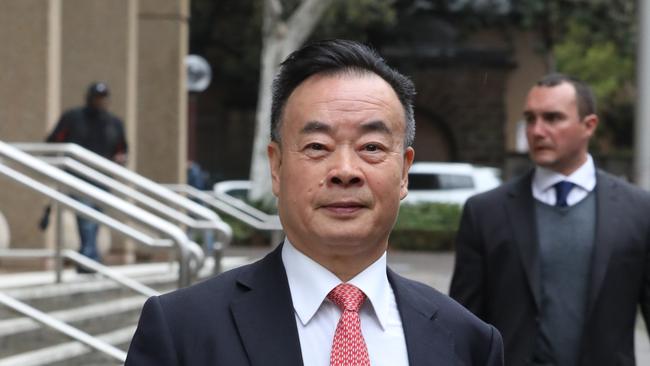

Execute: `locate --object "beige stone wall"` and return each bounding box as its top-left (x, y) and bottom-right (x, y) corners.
top-left (0, 0), bottom-right (54, 256)
top-left (136, 0), bottom-right (188, 183)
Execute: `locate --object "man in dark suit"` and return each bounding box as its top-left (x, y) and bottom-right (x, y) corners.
top-left (126, 39), bottom-right (503, 366)
top-left (450, 73), bottom-right (650, 366)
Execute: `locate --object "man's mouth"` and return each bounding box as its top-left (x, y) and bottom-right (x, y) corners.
top-left (320, 201), bottom-right (367, 214)
top-left (533, 145), bottom-right (553, 152)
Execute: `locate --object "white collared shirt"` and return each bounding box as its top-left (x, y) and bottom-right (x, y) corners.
top-left (532, 154), bottom-right (597, 206)
top-left (281, 239), bottom-right (409, 366)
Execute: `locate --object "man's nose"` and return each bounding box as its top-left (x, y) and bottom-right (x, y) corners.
top-left (327, 149), bottom-right (363, 187)
top-left (527, 119), bottom-right (546, 137)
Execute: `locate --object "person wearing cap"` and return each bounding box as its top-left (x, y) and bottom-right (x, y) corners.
top-left (46, 82), bottom-right (128, 268)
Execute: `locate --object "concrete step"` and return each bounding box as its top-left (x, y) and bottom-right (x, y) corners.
top-left (0, 295), bottom-right (145, 357)
top-left (0, 253), bottom-right (261, 366)
top-left (0, 325), bottom-right (134, 366)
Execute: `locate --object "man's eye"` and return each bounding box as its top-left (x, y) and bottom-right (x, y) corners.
top-left (307, 143), bottom-right (324, 150)
top-left (363, 144), bottom-right (382, 152)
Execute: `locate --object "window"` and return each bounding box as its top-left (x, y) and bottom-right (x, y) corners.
top-left (408, 173), bottom-right (474, 190)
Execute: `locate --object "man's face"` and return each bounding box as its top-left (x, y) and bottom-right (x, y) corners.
top-left (268, 72), bottom-right (414, 268)
top-left (523, 82), bottom-right (597, 175)
top-left (90, 95), bottom-right (109, 111)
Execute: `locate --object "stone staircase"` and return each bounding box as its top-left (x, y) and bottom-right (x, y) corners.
top-left (0, 253), bottom-right (261, 366)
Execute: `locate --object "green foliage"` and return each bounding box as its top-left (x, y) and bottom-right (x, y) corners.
top-left (394, 202), bottom-right (462, 230)
top-left (390, 202), bottom-right (462, 251)
top-left (554, 22), bottom-right (634, 104)
top-left (316, 0), bottom-right (397, 40)
top-left (553, 17), bottom-right (636, 151)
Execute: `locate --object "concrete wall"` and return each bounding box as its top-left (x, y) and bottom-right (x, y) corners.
top-left (136, 0), bottom-right (188, 183)
top-left (0, 0), bottom-right (56, 258)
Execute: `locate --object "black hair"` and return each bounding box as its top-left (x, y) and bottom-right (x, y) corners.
top-left (270, 39), bottom-right (415, 147)
top-left (536, 73), bottom-right (596, 119)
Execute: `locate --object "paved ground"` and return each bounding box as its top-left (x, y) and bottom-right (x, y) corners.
top-left (226, 246), bottom-right (650, 364)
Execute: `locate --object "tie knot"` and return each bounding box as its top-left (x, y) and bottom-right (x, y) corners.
top-left (327, 284), bottom-right (366, 312)
top-left (553, 180), bottom-right (575, 207)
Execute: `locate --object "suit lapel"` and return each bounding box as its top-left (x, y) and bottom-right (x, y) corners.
top-left (389, 269), bottom-right (455, 366)
top-left (505, 172), bottom-right (542, 310)
top-left (585, 171), bottom-right (619, 316)
top-left (230, 245), bottom-right (304, 366)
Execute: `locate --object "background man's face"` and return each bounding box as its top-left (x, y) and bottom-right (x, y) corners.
top-left (90, 95), bottom-right (109, 111)
top-left (523, 82), bottom-right (597, 175)
top-left (268, 72), bottom-right (414, 265)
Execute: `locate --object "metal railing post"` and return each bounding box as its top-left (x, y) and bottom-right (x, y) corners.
top-left (54, 201), bottom-right (64, 283)
top-left (177, 244), bottom-right (191, 287)
top-left (212, 249), bottom-right (223, 275)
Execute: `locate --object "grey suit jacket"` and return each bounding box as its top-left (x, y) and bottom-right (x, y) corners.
top-left (126, 244), bottom-right (503, 365)
top-left (450, 169), bottom-right (650, 366)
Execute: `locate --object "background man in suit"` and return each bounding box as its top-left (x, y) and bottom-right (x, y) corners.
top-left (126, 39), bottom-right (503, 366)
top-left (450, 73), bottom-right (650, 366)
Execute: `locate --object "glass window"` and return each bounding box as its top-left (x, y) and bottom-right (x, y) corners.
top-left (408, 173), bottom-right (474, 190)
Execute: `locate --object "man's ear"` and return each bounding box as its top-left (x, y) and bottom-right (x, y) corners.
top-left (400, 147), bottom-right (415, 200)
top-left (583, 114), bottom-right (599, 138)
top-left (268, 142), bottom-right (282, 197)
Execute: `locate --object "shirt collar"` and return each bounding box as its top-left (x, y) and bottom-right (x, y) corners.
top-left (281, 239), bottom-right (391, 330)
top-left (533, 154), bottom-right (596, 193)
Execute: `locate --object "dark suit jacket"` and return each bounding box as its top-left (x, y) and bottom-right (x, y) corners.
top-left (450, 169), bottom-right (650, 366)
top-left (126, 244), bottom-right (503, 365)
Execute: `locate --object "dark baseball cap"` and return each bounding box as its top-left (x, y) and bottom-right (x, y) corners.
top-left (87, 82), bottom-right (110, 98)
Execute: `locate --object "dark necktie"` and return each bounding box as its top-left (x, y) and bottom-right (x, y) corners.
top-left (554, 181), bottom-right (575, 207)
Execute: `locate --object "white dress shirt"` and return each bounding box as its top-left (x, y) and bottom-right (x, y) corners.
top-left (532, 154), bottom-right (597, 206)
top-left (281, 239), bottom-right (409, 366)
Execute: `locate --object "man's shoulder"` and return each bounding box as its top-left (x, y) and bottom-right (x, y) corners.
top-left (390, 271), bottom-right (495, 333)
top-left (106, 111), bottom-right (124, 126)
top-left (597, 170), bottom-right (650, 195)
top-left (155, 258), bottom-right (260, 312)
top-left (58, 107), bottom-right (85, 121)
top-left (465, 171), bottom-right (531, 208)
top-left (597, 170), bottom-right (650, 208)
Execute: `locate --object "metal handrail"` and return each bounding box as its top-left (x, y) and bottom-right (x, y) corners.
top-left (0, 140), bottom-right (202, 286)
top-left (13, 142), bottom-right (232, 263)
top-left (165, 184), bottom-right (282, 231)
top-left (13, 143), bottom-right (219, 220)
top-left (213, 180), bottom-right (279, 222)
top-left (0, 292), bottom-right (127, 362)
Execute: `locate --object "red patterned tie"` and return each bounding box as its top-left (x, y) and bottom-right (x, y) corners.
top-left (328, 283), bottom-right (370, 366)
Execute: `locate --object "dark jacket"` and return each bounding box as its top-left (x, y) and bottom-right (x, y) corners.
top-left (450, 170), bottom-right (650, 366)
top-left (47, 106), bottom-right (127, 160)
top-left (126, 244), bottom-right (504, 365)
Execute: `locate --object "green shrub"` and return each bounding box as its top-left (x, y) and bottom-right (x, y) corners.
top-left (390, 202), bottom-right (462, 251)
top-left (218, 198), bottom-right (278, 246)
